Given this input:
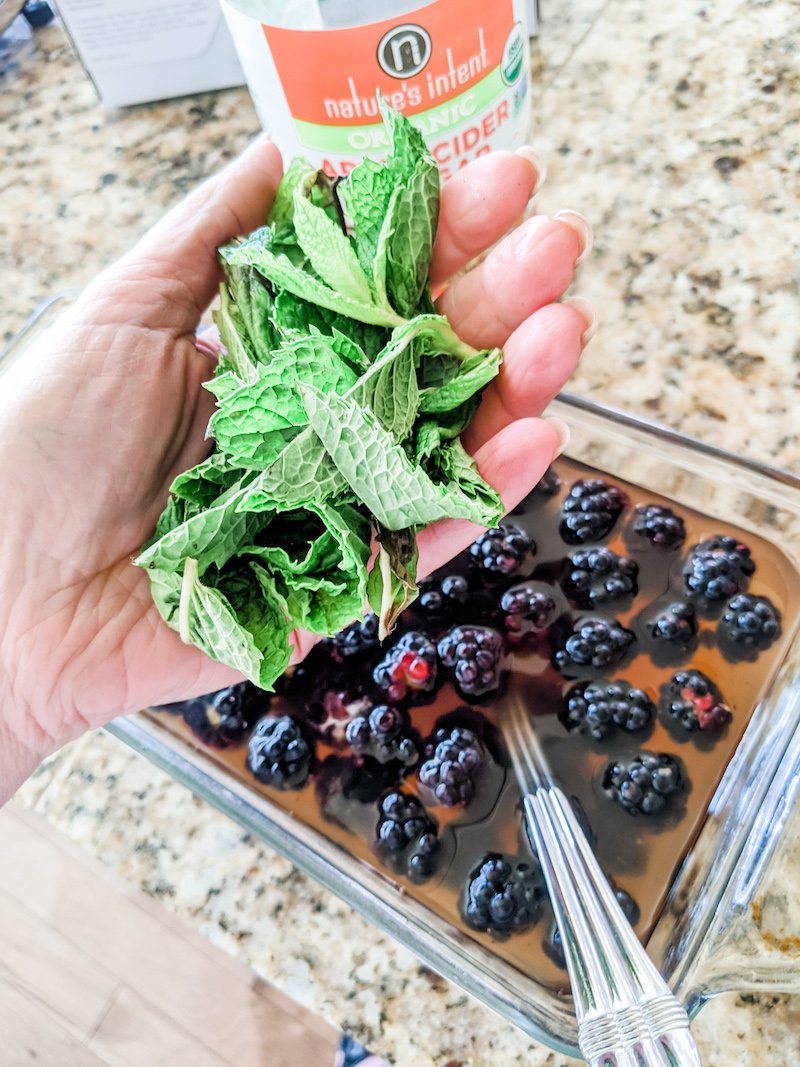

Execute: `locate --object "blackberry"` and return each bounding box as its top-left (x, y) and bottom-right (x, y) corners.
top-left (534, 467), bottom-right (562, 497)
top-left (333, 612), bottom-right (380, 657)
top-left (418, 574), bottom-right (471, 616)
top-left (376, 792), bottom-right (439, 881)
top-left (663, 670), bottom-right (732, 732)
top-left (373, 631), bottom-right (437, 702)
top-left (543, 923), bottom-right (567, 969)
top-left (631, 504), bottom-right (686, 549)
top-left (563, 547), bottom-right (638, 607)
top-left (160, 682), bottom-right (266, 749)
top-left (719, 594), bottom-right (780, 647)
top-left (501, 582), bottom-right (557, 642)
top-left (463, 854), bottom-right (546, 934)
top-left (683, 536), bottom-right (755, 600)
top-left (559, 479), bottom-right (628, 545)
top-left (247, 716), bottom-right (313, 789)
top-left (418, 726), bottom-right (486, 806)
top-left (437, 625), bottom-right (505, 697)
top-left (553, 617), bottom-right (635, 672)
top-left (650, 602), bottom-right (697, 642)
top-left (602, 752), bottom-right (682, 816)
top-left (562, 681), bottom-right (655, 740)
top-left (611, 884), bottom-right (641, 927)
top-left (313, 690), bottom-right (372, 748)
top-left (468, 521), bottom-right (534, 578)
top-left (345, 705), bottom-right (419, 767)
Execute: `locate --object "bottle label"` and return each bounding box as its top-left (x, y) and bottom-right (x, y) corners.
top-left (224, 0), bottom-right (529, 178)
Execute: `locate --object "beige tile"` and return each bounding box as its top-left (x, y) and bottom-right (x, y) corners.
top-left (0, 974), bottom-right (110, 1067)
top-left (0, 884), bottom-right (119, 1040)
top-left (87, 986), bottom-right (229, 1067)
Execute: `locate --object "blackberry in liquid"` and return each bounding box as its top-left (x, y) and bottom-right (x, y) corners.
top-left (150, 455), bottom-right (799, 993)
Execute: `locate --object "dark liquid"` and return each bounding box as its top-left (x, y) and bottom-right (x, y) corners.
top-left (146, 457), bottom-right (800, 993)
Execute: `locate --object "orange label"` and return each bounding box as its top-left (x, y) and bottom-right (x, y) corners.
top-left (263, 0), bottom-right (513, 127)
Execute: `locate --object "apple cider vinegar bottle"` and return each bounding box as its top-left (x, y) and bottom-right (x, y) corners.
top-left (221, 0), bottom-right (531, 177)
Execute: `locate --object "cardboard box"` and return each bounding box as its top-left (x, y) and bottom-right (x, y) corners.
top-left (55, 0), bottom-right (245, 108)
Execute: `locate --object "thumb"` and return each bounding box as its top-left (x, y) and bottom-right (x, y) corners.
top-left (122, 133), bottom-right (284, 314)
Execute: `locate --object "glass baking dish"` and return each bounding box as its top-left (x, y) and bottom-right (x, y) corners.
top-left (7, 293), bottom-right (800, 1058)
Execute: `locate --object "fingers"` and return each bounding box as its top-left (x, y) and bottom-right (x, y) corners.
top-left (123, 134), bottom-right (284, 315)
top-left (429, 148), bottom-right (545, 287)
top-left (462, 299), bottom-right (597, 453)
top-left (435, 212), bottom-right (592, 350)
top-left (416, 417), bottom-right (566, 579)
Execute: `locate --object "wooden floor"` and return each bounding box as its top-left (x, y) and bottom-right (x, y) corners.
top-left (0, 801), bottom-right (340, 1067)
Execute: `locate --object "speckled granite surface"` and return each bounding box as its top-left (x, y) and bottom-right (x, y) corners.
top-left (4, 2), bottom-right (800, 1065)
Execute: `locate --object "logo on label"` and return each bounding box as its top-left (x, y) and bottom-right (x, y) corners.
top-left (501, 22), bottom-right (525, 85)
top-left (377, 24), bottom-right (432, 79)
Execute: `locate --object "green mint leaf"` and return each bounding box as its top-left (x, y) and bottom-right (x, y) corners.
top-left (236, 425), bottom-right (347, 512)
top-left (267, 157), bottom-right (314, 236)
top-left (428, 437), bottom-right (503, 523)
top-left (418, 346), bottom-right (502, 413)
top-left (170, 452), bottom-right (247, 509)
top-left (292, 189), bottom-right (373, 306)
top-left (340, 157), bottom-right (395, 277)
top-left (212, 281), bottom-right (260, 384)
top-left (384, 158), bottom-right (440, 317)
top-left (272, 291), bottom-right (388, 364)
top-left (367, 525), bottom-right (419, 640)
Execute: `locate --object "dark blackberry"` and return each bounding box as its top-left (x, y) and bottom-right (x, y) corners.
top-left (611, 884), bottom-right (641, 927)
top-left (500, 582), bottom-right (557, 642)
top-left (373, 631), bottom-right (438, 702)
top-left (602, 752), bottom-right (682, 816)
top-left (463, 854), bottom-right (546, 934)
top-left (418, 726), bottom-right (486, 806)
top-left (663, 670), bottom-right (732, 732)
top-left (534, 467), bottom-right (562, 497)
top-left (543, 923), bottom-right (567, 969)
top-left (247, 716), bottom-right (313, 789)
top-left (553, 617), bottom-right (635, 672)
top-left (312, 691), bottom-right (372, 748)
top-left (650, 602), bottom-right (697, 642)
top-left (468, 521), bottom-right (534, 578)
top-left (376, 791), bottom-right (439, 881)
top-left (683, 536), bottom-right (755, 600)
top-left (562, 681), bottom-right (655, 740)
top-left (563, 547), bottom-right (638, 607)
top-left (719, 594), bottom-right (780, 647)
top-left (559, 479), bottom-right (628, 545)
top-left (631, 503), bottom-right (686, 549)
top-left (159, 682), bottom-right (266, 749)
top-left (437, 625), bottom-right (505, 697)
top-left (417, 574), bottom-right (471, 616)
top-left (345, 705), bottom-right (419, 767)
top-left (333, 611), bottom-right (380, 657)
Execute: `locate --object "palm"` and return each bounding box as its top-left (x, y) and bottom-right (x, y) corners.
top-left (0, 135), bottom-right (590, 795)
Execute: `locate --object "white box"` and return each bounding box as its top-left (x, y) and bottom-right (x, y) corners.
top-left (55, 0), bottom-right (245, 108)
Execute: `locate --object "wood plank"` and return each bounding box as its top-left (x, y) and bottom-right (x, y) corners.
top-left (0, 973), bottom-right (110, 1067)
top-left (86, 986), bottom-right (230, 1067)
top-left (0, 884), bottom-right (119, 1040)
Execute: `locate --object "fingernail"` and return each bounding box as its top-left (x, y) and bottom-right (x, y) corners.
top-left (553, 209), bottom-right (594, 266)
top-left (515, 145), bottom-right (547, 197)
top-left (562, 296), bottom-right (599, 349)
top-left (543, 415), bottom-right (571, 458)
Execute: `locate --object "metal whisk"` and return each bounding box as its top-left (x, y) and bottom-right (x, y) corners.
top-left (501, 694), bottom-right (702, 1067)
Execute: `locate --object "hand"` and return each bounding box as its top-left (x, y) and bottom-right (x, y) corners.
top-left (0, 134), bottom-right (593, 801)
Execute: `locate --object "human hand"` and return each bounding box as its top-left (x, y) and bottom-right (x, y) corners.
top-left (0, 134), bottom-right (593, 801)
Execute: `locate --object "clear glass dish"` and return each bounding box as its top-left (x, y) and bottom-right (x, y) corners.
top-left (7, 293), bottom-right (800, 1058)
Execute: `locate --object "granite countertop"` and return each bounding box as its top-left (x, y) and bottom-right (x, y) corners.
top-left (3, 2), bottom-right (800, 1064)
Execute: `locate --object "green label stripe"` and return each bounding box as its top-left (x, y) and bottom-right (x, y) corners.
top-left (293, 67), bottom-right (506, 154)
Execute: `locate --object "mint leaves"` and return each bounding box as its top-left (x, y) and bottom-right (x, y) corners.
top-left (138, 101), bottom-right (503, 690)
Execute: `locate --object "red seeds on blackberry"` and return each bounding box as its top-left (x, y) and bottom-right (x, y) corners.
top-left (333, 611), bottom-right (380, 657)
top-left (562, 681), bottom-right (655, 740)
top-left (437, 625), bottom-right (505, 697)
top-left (247, 716), bottom-right (313, 789)
top-left (663, 670), bottom-right (732, 732)
top-left (683, 536), bottom-right (755, 601)
top-left (500, 582), bottom-right (557, 642)
top-left (553, 617), bottom-right (635, 672)
top-left (463, 854), bottom-right (546, 935)
top-left (373, 632), bottom-right (438, 701)
top-left (650, 602), bottom-right (697, 642)
top-left (345, 705), bottom-right (419, 767)
top-left (559, 479), bottom-right (628, 545)
top-left (602, 752), bottom-right (682, 815)
top-left (418, 726), bottom-right (486, 806)
top-left (563, 547), bottom-right (638, 607)
top-left (469, 521), bottom-right (535, 578)
top-left (631, 503), bottom-right (686, 549)
top-left (719, 594), bottom-right (780, 647)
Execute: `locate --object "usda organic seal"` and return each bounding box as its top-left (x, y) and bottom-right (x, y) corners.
top-left (501, 22), bottom-right (525, 85)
